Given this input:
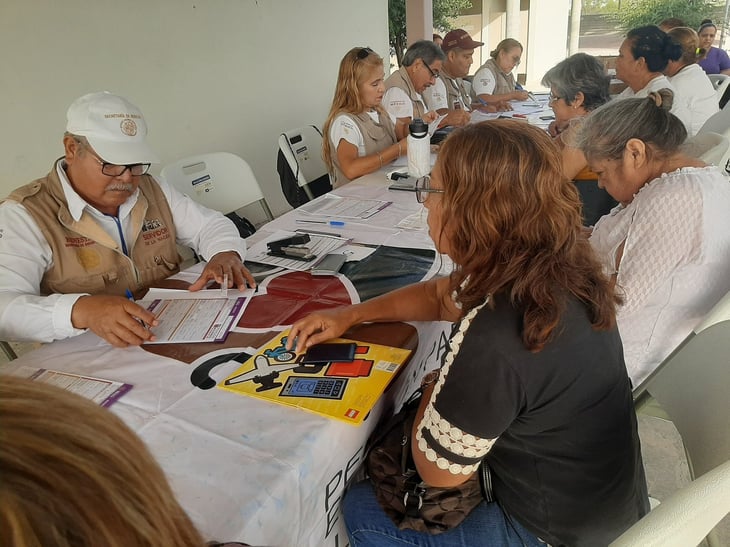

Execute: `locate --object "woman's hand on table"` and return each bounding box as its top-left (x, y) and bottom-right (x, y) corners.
top-left (286, 308), bottom-right (356, 353)
top-left (71, 295), bottom-right (159, 347)
top-left (189, 251), bottom-right (256, 291)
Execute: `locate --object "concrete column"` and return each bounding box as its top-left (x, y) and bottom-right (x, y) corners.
top-left (568, 0), bottom-right (582, 55)
top-left (406, 0), bottom-right (433, 46)
top-left (505, 0), bottom-right (520, 39)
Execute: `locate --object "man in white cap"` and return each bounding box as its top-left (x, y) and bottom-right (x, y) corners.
top-left (0, 91), bottom-right (254, 347)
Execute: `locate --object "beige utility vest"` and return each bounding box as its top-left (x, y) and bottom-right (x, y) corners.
top-left (475, 58), bottom-right (517, 96)
top-left (7, 161), bottom-right (181, 296)
top-left (332, 111), bottom-right (398, 187)
top-left (384, 66), bottom-right (428, 120)
top-left (439, 70), bottom-right (472, 111)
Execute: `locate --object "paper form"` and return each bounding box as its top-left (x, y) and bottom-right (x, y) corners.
top-left (297, 195), bottom-right (392, 219)
top-left (138, 290), bottom-right (252, 344)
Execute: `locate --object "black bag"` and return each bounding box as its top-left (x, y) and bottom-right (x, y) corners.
top-left (365, 390), bottom-right (492, 534)
top-left (276, 149), bottom-right (331, 209)
top-left (225, 212), bottom-right (257, 239)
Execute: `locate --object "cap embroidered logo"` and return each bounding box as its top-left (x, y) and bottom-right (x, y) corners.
top-left (120, 119), bottom-right (138, 136)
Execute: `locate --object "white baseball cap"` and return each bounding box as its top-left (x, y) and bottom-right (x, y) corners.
top-left (66, 91), bottom-right (160, 165)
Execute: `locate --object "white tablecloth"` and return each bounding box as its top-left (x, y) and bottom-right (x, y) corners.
top-left (2, 170), bottom-right (453, 547)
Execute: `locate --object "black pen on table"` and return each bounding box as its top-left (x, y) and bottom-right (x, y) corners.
top-left (125, 289), bottom-right (148, 328)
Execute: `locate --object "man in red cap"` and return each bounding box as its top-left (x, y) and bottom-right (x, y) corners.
top-left (424, 29), bottom-right (488, 119)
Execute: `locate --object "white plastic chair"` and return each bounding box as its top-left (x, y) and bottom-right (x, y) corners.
top-left (708, 74), bottom-right (730, 106)
top-left (278, 125), bottom-right (331, 207)
top-left (161, 152), bottom-right (273, 222)
top-left (609, 459), bottom-right (730, 547)
top-left (682, 132), bottom-right (729, 167)
top-left (1, 341), bottom-right (17, 361)
top-left (697, 109), bottom-right (730, 175)
top-left (632, 289), bottom-right (730, 546)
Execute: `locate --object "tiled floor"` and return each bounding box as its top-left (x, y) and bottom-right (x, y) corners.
top-left (2, 343), bottom-right (727, 543)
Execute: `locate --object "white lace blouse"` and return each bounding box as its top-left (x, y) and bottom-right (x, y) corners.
top-left (590, 166), bottom-right (730, 386)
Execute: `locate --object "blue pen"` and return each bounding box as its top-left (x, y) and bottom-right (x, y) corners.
top-left (125, 289), bottom-right (147, 328)
top-left (296, 219), bottom-right (346, 227)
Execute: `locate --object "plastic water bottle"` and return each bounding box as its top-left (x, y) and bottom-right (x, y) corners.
top-left (407, 118), bottom-right (430, 178)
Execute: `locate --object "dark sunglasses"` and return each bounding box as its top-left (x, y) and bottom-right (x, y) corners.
top-left (356, 47), bottom-right (374, 60)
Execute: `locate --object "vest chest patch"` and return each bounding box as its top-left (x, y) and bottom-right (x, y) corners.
top-left (64, 236), bottom-right (96, 248)
top-left (76, 247), bottom-right (102, 270)
top-left (141, 218), bottom-right (172, 246)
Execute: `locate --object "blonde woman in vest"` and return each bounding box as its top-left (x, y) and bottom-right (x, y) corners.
top-left (323, 47), bottom-right (408, 188)
top-left (472, 38), bottom-right (529, 109)
top-left (665, 27), bottom-right (719, 136)
top-left (0, 92), bottom-right (253, 347)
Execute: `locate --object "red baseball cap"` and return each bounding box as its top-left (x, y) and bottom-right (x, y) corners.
top-left (441, 29), bottom-right (484, 52)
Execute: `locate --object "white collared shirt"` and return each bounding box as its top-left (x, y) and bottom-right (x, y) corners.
top-left (0, 161), bottom-right (247, 342)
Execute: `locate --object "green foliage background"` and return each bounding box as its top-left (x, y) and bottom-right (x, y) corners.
top-left (596, 0), bottom-right (725, 31)
top-left (388, 0), bottom-right (472, 65)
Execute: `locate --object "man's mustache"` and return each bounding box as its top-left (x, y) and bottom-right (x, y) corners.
top-left (106, 183), bottom-right (135, 192)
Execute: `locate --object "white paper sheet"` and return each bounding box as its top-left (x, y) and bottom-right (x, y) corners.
top-left (138, 293), bottom-right (251, 344)
top-left (245, 230), bottom-right (350, 271)
top-left (297, 194), bottom-right (392, 219)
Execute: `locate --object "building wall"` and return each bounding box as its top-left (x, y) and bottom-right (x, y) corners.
top-left (453, 0), bottom-right (570, 90)
top-left (0, 0), bottom-right (389, 218)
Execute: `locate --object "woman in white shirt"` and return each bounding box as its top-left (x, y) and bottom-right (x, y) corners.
top-left (615, 25), bottom-right (691, 129)
top-left (665, 27), bottom-right (719, 135)
top-left (575, 89), bottom-right (730, 387)
top-left (322, 47), bottom-right (408, 188)
top-left (471, 38), bottom-right (529, 109)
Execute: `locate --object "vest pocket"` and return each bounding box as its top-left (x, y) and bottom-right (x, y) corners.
top-left (43, 273), bottom-right (109, 296)
top-left (137, 256), bottom-right (181, 288)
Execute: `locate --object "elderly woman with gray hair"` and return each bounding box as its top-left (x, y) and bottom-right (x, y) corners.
top-left (541, 53), bottom-right (616, 225)
top-left (383, 40), bottom-right (445, 139)
top-left (575, 89), bottom-right (730, 387)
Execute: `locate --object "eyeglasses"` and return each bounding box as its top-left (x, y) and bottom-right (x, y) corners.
top-left (85, 148), bottom-right (151, 177)
top-left (422, 59), bottom-right (440, 80)
top-left (415, 175), bottom-right (444, 203)
top-left (357, 47), bottom-right (374, 60)
top-left (548, 93), bottom-right (562, 104)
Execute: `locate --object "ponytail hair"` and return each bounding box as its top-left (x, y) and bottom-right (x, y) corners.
top-left (575, 88), bottom-right (687, 161)
top-left (626, 25), bottom-right (682, 72)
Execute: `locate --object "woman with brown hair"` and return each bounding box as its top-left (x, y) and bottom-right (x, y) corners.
top-left (322, 47), bottom-right (408, 188)
top-left (288, 121), bottom-right (649, 546)
top-left (665, 26), bottom-right (718, 135)
top-left (0, 375), bottom-right (247, 547)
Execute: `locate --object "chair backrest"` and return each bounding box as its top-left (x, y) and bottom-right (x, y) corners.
top-left (697, 110), bottom-right (730, 175)
top-left (609, 459), bottom-right (730, 547)
top-left (708, 74), bottom-right (730, 104)
top-left (277, 125), bottom-right (332, 207)
top-left (682, 132), bottom-right (730, 167)
top-left (633, 289), bottom-right (730, 481)
top-left (1, 341), bottom-right (17, 361)
top-left (161, 152), bottom-right (273, 221)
